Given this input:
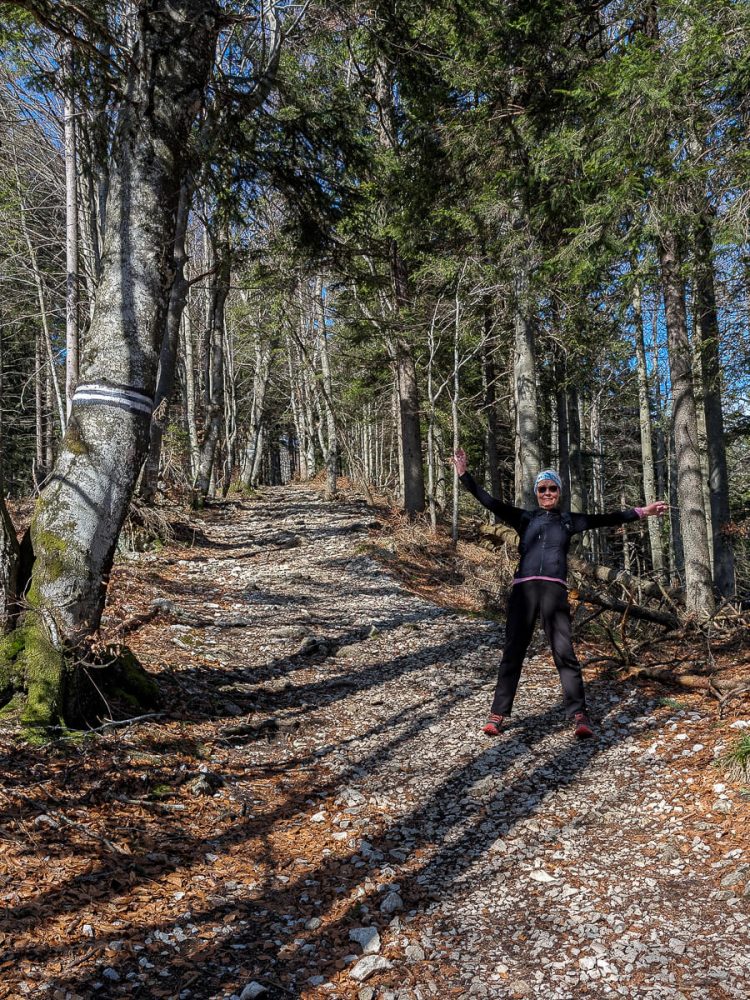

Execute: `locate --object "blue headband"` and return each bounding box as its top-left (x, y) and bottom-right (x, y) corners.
top-left (535, 469), bottom-right (563, 493)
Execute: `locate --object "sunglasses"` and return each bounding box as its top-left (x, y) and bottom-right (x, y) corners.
top-left (537, 485), bottom-right (559, 494)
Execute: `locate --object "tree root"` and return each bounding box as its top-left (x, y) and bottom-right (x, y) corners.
top-left (0, 621), bottom-right (161, 736)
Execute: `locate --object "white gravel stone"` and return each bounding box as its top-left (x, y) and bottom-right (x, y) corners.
top-left (239, 985), bottom-right (267, 1000)
top-left (380, 891), bottom-right (404, 914)
top-left (349, 927), bottom-right (381, 954)
top-left (349, 956), bottom-right (393, 982)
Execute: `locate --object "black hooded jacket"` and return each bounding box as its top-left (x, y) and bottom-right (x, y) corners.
top-left (459, 471), bottom-right (640, 582)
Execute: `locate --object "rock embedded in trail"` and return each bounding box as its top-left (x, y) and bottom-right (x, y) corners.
top-left (238, 984), bottom-right (267, 1000)
top-left (349, 955), bottom-right (393, 982)
top-left (349, 926), bottom-right (381, 954)
top-left (380, 890), bottom-right (404, 914)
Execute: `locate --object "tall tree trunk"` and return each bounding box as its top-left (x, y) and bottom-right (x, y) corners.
top-left (392, 339), bottom-right (425, 514)
top-left (693, 343), bottom-right (714, 572)
top-left (34, 331), bottom-right (46, 487)
top-left (182, 306), bottom-right (200, 480)
top-left (20, 1), bottom-right (220, 727)
top-left (567, 385), bottom-right (584, 513)
top-left (302, 360), bottom-right (318, 480)
top-left (451, 285), bottom-right (461, 543)
top-left (140, 181), bottom-right (192, 502)
top-left (77, 105), bottom-right (104, 304)
top-left (194, 241), bottom-right (230, 504)
top-left (619, 459), bottom-right (632, 574)
top-left (482, 297), bottom-right (501, 499)
top-left (44, 366), bottom-right (55, 473)
top-left (513, 258), bottom-right (539, 508)
top-left (287, 341), bottom-right (306, 481)
top-left (694, 212), bottom-right (735, 596)
top-left (243, 324), bottom-right (271, 489)
top-left (434, 424), bottom-right (447, 512)
top-left (388, 243), bottom-right (424, 514)
top-left (426, 314), bottom-right (438, 530)
top-left (554, 351), bottom-right (570, 499)
top-left (13, 158), bottom-right (66, 433)
top-left (0, 324), bottom-right (17, 632)
top-left (315, 278), bottom-right (338, 500)
top-left (64, 39), bottom-right (79, 418)
top-left (632, 282), bottom-right (666, 579)
top-left (668, 428), bottom-right (684, 583)
top-left (0, 498), bottom-right (19, 635)
top-left (222, 313), bottom-right (238, 496)
top-left (658, 232), bottom-right (715, 615)
top-left (650, 305), bottom-right (668, 505)
top-left (590, 392), bottom-right (607, 561)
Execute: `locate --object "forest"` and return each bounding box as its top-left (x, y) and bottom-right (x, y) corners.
top-left (0, 0), bottom-right (749, 733)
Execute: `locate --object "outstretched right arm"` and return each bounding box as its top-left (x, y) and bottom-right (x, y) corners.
top-left (452, 450), bottom-right (525, 532)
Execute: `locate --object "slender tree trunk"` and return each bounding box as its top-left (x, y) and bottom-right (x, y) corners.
top-left (451, 395), bottom-right (460, 542)
top-left (632, 282), bottom-right (666, 579)
top-left (482, 298), bottom-right (501, 499)
top-left (182, 306), bottom-right (200, 480)
top-left (434, 424), bottom-right (447, 511)
top-left (301, 357), bottom-right (318, 478)
top-left (77, 105), bottom-right (104, 304)
top-left (451, 286), bottom-right (461, 542)
top-left (64, 40), bottom-right (79, 418)
top-left (287, 334), bottom-right (303, 478)
top-left (222, 314), bottom-right (238, 495)
top-left (387, 243), bottom-right (425, 514)
top-left (34, 331), bottom-right (46, 487)
top-left (392, 374), bottom-right (403, 504)
top-left (140, 181), bottom-right (192, 502)
top-left (194, 241), bottom-right (230, 504)
top-left (590, 391), bottom-right (606, 561)
top-left (44, 367), bottom-right (54, 473)
top-left (394, 340), bottom-right (425, 513)
top-left (650, 307), bottom-right (668, 504)
top-left (315, 278), bottom-right (338, 500)
top-left (0, 322), bottom-right (17, 632)
top-left (619, 459), bottom-right (631, 574)
top-left (695, 212), bottom-right (735, 596)
top-left (513, 259), bottom-right (539, 508)
top-left (668, 428), bottom-right (684, 583)
top-left (658, 232), bottom-right (714, 614)
top-left (426, 321), bottom-right (437, 531)
top-left (693, 342), bottom-right (714, 572)
top-left (567, 385), bottom-right (584, 513)
top-left (13, 160), bottom-right (66, 432)
top-left (0, 498), bottom-right (19, 635)
top-left (243, 326), bottom-right (271, 489)
top-left (554, 352), bottom-right (570, 499)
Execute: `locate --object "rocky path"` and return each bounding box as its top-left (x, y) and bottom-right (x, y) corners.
top-left (4, 486), bottom-right (750, 1000)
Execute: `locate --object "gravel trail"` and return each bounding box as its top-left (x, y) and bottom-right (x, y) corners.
top-left (87, 486), bottom-right (750, 999)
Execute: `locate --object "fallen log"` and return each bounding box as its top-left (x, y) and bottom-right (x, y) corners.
top-left (575, 588), bottom-right (680, 630)
top-left (478, 523), bottom-right (682, 605)
top-left (632, 668), bottom-right (711, 691)
top-left (569, 557), bottom-right (682, 606)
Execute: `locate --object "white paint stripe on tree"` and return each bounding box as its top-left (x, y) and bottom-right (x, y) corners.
top-left (72, 384), bottom-right (154, 416)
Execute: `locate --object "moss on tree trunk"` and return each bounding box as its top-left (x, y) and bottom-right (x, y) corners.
top-left (0, 619), bottom-right (161, 737)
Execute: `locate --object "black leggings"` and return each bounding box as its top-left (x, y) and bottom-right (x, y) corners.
top-left (491, 580), bottom-right (585, 718)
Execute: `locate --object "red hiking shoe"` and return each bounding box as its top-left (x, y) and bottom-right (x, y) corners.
top-left (573, 711), bottom-right (594, 739)
top-left (482, 713), bottom-right (504, 736)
